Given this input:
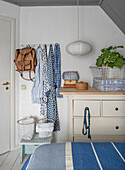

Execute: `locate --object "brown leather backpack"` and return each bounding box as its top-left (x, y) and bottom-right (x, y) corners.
top-left (14, 46), bottom-right (37, 81)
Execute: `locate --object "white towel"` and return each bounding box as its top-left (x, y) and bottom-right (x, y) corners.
top-left (36, 122), bottom-right (54, 130)
top-left (39, 132), bottom-right (52, 138)
top-left (21, 132), bottom-right (34, 140)
top-left (36, 122), bottom-right (54, 133)
top-left (38, 126), bottom-right (54, 132)
top-left (38, 122), bottom-right (54, 128)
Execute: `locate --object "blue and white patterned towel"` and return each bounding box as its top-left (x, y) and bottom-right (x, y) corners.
top-left (47, 44), bottom-right (60, 131)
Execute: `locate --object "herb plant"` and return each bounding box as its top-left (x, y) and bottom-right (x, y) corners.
top-left (96, 46), bottom-right (125, 68)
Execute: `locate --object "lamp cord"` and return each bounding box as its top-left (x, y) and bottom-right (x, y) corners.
top-left (77, 0), bottom-right (79, 40)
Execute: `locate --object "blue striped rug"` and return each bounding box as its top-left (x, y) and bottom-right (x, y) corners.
top-left (71, 142), bottom-right (125, 170)
top-left (21, 155), bottom-right (31, 170)
top-left (72, 142), bottom-right (100, 170)
top-left (22, 142), bottom-right (125, 170)
top-left (93, 142), bottom-right (125, 170)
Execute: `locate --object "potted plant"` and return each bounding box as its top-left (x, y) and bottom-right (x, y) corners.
top-left (96, 46), bottom-right (125, 68)
top-left (90, 46), bottom-right (125, 80)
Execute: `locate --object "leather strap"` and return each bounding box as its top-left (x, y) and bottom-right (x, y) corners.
top-left (20, 71), bottom-right (35, 82)
top-left (82, 107), bottom-right (91, 139)
top-left (20, 46), bottom-right (32, 55)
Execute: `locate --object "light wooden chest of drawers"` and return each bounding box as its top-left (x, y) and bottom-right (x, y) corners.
top-left (67, 95), bottom-right (125, 142)
top-left (74, 100), bottom-right (100, 117)
top-left (74, 117), bottom-right (125, 135)
top-left (102, 101), bottom-right (125, 117)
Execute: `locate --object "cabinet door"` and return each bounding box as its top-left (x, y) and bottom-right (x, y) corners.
top-left (103, 101), bottom-right (125, 117)
top-left (74, 100), bottom-right (100, 117)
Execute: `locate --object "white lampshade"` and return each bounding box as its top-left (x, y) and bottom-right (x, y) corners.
top-left (66, 40), bottom-right (92, 56)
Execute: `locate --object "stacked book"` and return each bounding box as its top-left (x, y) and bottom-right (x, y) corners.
top-left (63, 80), bottom-right (77, 88)
top-left (62, 71), bottom-right (79, 88)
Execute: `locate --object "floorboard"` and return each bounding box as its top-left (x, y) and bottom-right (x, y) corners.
top-left (0, 149), bottom-right (30, 170)
top-left (0, 152), bottom-right (9, 167)
top-left (11, 154), bottom-right (22, 170)
top-left (0, 149), bottom-right (19, 170)
top-left (12, 154), bottom-right (29, 170)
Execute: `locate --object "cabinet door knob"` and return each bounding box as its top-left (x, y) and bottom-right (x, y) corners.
top-left (115, 107), bottom-right (118, 111)
top-left (115, 126), bottom-right (119, 129)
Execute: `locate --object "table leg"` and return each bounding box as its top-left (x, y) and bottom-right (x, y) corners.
top-left (20, 145), bottom-right (25, 163)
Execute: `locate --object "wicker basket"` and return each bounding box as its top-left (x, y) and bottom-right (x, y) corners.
top-left (36, 118), bottom-right (55, 139)
top-left (90, 66), bottom-right (125, 80)
top-left (17, 117), bottom-right (36, 141)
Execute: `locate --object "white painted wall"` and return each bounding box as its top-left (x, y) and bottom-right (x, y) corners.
top-left (1, 1), bottom-right (125, 148)
top-left (19, 6), bottom-right (125, 143)
top-left (0, 1), bottom-right (20, 148)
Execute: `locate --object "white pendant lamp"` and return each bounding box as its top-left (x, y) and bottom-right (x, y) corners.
top-left (66, 0), bottom-right (92, 56)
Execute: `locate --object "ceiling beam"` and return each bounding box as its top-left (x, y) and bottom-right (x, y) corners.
top-left (2, 0), bottom-right (99, 7)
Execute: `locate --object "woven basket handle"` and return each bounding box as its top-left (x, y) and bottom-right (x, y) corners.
top-left (17, 117), bottom-right (36, 125)
top-left (37, 118), bottom-right (55, 124)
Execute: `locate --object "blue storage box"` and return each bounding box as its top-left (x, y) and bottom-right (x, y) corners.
top-left (62, 71), bottom-right (79, 80)
top-left (93, 78), bottom-right (125, 92)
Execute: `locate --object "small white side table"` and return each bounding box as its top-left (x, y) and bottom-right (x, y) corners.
top-left (20, 134), bottom-right (52, 163)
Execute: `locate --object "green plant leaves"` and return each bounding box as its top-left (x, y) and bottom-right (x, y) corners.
top-left (96, 56), bottom-right (103, 67)
top-left (104, 58), bottom-right (114, 63)
top-left (96, 46), bottom-right (124, 68)
top-left (101, 48), bottom-right (106, 53)
top-left (114, 58), bottom-right (124, 68)
top-left (107, 63), bottom-right (115, 68)
top-left (107, 46), bottom-right (113, 50)
top-left (113, 46), bottom-right (124, 50)
top-left (103, 50), bottom-right (111, 58)
top-left (110, 52), bottom-right (119, 59)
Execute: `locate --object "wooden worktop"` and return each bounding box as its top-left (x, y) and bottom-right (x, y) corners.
top-left (60, 87), bottom-right (125, 95)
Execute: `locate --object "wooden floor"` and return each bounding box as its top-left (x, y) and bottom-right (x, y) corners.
top-left (0, 149), bottom-right (29, 170)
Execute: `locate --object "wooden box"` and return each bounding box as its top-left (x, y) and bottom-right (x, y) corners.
top-left (64, 80), bottom-right (77, 85)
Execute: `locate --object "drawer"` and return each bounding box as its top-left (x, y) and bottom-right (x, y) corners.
top-left (103, 101), bottom-right (125, 117)
top-left (74, 117), bottom-right (125, 136)
top-left (74, 100), bottom-right (100, 117)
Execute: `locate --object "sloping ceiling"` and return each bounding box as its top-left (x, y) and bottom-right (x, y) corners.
top-left (100, 0), bottom-right (125, 34)
top-left (2, 0), bottom-right (125, 34)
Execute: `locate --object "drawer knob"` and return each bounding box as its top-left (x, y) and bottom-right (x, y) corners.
top-left (115, 126), bottom-right (119, 129)
top-left (115, 107), bottom-right (118, 111)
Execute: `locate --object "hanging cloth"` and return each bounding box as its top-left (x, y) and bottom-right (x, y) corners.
top-left (54, 43), bottom-right (63, 98)
top-left (82, 107), bottom-right (91, 139)
top-left (32, 45), bottom-right (50, 118)
top-left (32, 46), bottom-right (43, 104)
top-left (40, 45), bottom-right (51, 117)
top-left (47, 44), bottom-right (60, 131)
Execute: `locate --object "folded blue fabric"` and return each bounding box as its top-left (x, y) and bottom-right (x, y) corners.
top-left (26, 143), bottom-right (65, 170)
top-left (62, 71), bottom-right (79, 80)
